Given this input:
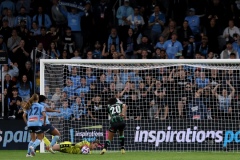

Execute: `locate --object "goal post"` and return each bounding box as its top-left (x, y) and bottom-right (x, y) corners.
top-left (40, 59), bottom-right (240, 152)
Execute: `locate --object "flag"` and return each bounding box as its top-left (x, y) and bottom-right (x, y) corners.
top-left (58, 0), bottom-right (85, 11)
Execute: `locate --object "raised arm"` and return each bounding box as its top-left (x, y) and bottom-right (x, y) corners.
top-left (120, 104), bottom-right (127, 119)
top-left (119, 87), bottom-right (127, 97)
top-left (12, 45), bottom-right (20, 53)
top-left (227, 80), bottom-right (235, 97)
top-left (168, 69), bottom-right (175, 82)
top-left (119, 42), bottom-right (125, 57)
top-left (147, 82), bottom-right (155, 92)
top-left (212, 84), bottom-right (220, 97)
top-left (45, 107), bottom-right (60, 113)
top-left (58, 5), bottom-right (68, 17)
top-left (154, 89), bottom-right (159, 96)
top-left (101, 43), bottom-right (109, 57)
top-left (10, 62), bottom-right (19, 77)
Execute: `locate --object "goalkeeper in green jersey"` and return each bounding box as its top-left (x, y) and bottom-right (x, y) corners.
top-left (100, 97), bottom-right (127, 155)
top-left (51, 140), bottom-right (100, 154)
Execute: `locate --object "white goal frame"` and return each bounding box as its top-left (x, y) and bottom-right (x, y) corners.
top-left (39, 59), bottom-right (240, 153)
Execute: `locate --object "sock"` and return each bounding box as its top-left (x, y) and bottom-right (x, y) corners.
top-left (50, 136), bottom-right (59, 147)
top-left (27, 141), bottom-right (34, 154)
top-left (32, 139), bottom-right (41, 149)
top-left (43, 136), bottom-right (51, 146)
top-left (119, 136), bottom-right (124, 149)
top-left (104, 140), bottom-right (111, 150)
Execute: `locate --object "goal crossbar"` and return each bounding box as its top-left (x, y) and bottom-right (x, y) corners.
top-left (40, 59), bottom-right (240, 94)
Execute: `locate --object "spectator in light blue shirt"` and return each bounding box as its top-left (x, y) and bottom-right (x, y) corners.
top-left (120, 69), bottom-right (135, 84)
top-left (185, 8), bottom-right (200, 36)
top-left (148, 5), bottom-right (165, 45)
top-left (131, 70), bottom-right (143, 88)
top-left (163, 33), bottom-right (183, 59)
top-left (16, 0), bottom-right (31, 14)
top-left (2, 9), bottom-right (15, 28)
top-left (14, 7), bottom-right (31, 30)
top-left (126, 6), bottom-right (145, 34)
top-left (59, 5), bottom-right (86, 50)
top-left (105, 69), bottom-right (113, 83)
top-left (69, 66), bottom-right (81, 88)
top-left (47, 42), bottom-right (60, 59)
top-left (33, 6), bottom-right (52, 29)
top-left (155, 35), bottom-right (165, 49)
top-left (62, 78), bottom-right (76, 99)
top-left (16, 75), bottom-right (32, 101)
top-left (92, 41), bottom-right (102, 59)
top-left (71, 97), bottom-right (87, 120)
top-left (107, 27), bottom-right (120, 52)
top-left (116, 0), bottom-right (133, 26)
top-left (195, 72), bottom-right (210, 89)
top-left (232, 38), bottom-right (240, 58)
top-left (59, 100), bottom-right (73, 120)
top-left (116, 0), bottom-right (133, 41)
top-left (30, 21), bottom-right (41, 36)
top-left (75, 77), bottom-right (90, 95)
top-left (198, 36), bottom-right (209, 57)
top-left (85, 67), bottom-right (97, 86)
top-left (0, 0), bottom-right (15, 16)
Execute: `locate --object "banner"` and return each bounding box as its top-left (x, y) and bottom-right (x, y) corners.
top-left (0, 120), bottom-right (30, 150)
top-left (64, 120), bottom-right (240, 151)
top-left (0, 52), bottom-right (8, 64)
top-left (58, 0), bottom-right (85, 11)
top-left (63, 120), bottom-right (106, 144)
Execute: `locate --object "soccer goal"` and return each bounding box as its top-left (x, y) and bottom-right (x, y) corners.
top-left (40, 59), bottom-right (240, 152)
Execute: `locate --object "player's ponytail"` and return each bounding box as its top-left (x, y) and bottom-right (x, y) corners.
top-left (23, 94), bottom-right (39, 110)
top-left (20, 101), bottom-right (27, 110)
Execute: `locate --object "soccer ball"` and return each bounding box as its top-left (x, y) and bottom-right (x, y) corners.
top-left (81, 146), bottom-right (90, 155)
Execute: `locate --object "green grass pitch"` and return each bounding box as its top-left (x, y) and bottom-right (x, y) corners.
top-left (0, 151), bottom-right (240, 160)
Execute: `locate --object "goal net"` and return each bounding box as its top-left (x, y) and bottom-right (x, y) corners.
top-left (40, 59), bottom-right (240, 152)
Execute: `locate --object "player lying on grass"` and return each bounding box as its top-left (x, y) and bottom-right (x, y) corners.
top-left (51, 140), bottom-right (100, 154)
top-left (100, 97), bottom-right (127, 155)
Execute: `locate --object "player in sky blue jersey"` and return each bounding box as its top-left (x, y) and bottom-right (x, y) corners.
top-left (23, 94), bottom-right (46, 157)
top-left (39, 95), bottom-right (61, 154)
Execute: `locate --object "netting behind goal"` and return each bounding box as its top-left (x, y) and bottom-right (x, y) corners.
top-left (40, 59), bottom-right (240, 152)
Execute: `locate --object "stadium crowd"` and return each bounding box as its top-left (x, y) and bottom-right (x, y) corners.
top-left (0, 0), bottom-right (240, 120)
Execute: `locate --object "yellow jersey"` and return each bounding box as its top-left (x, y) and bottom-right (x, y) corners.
top-left (59, 141), bottom-right (90, 154)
